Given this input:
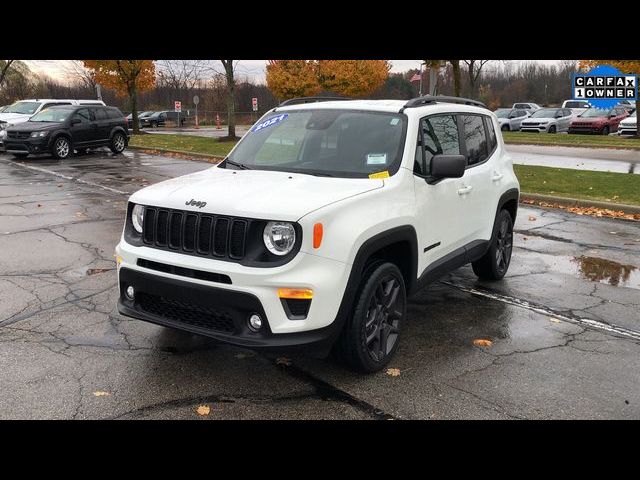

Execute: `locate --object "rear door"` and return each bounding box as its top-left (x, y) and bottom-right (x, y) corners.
top-left (91, 107), bottom-right (111, 142)
top-left (456, 114), bottom-right (496, 245)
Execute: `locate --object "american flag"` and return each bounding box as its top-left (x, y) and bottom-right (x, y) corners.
top-left (410, 73), bottom-right (421, 82)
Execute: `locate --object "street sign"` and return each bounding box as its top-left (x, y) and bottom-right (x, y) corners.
top-left (193, 95), bottom-right (200, 105)
top-left (174, 101), bottom-right (182, 113)
top-left (252, 97), bottom-right (258, 112)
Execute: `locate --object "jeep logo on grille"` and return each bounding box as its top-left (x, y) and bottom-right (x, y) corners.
top-left (185, 199), bottom-right (207, 209)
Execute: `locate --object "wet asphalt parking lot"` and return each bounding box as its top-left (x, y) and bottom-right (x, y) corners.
top-left (1, 148), bottom-right (639, 419)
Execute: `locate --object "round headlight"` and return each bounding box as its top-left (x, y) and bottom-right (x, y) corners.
top-left (132, 204), bottom-right (144, 233)
top-left (263, 221), bottom-right (296, 256)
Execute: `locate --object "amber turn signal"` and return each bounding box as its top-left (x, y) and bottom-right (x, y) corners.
top-left (277, 288), bottom-right (314, 300)
top-left (313, 223), bottom-right (323, 249)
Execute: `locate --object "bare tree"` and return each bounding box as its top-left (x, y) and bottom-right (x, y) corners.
top-left (156, 60), bottom-right (209, 90)
top-left (463, 60), bottom-right (491, 98)
top-left (0, 60), bottom-right (15, 89)
top-left (448, 60), bottom-right (462, 97)
top-left (220, 60), bottom-right (238, 140)
top-left (62, 60), bottom-right (96, 90)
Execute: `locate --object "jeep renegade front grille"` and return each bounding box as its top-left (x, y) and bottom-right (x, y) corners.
top-left (142, 207), bottom-right (248, 261)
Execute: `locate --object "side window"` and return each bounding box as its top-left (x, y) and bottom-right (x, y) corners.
top-left (415, 115), bottom-right (460, 176)
top-left (72, 108), bottom-right (92, 124)
top-left (484, 116), bottom-right (497, 154)
top-left (461, 115), bottom-right (488, 166)
top-left (93, 108), bottom-right (109, 120)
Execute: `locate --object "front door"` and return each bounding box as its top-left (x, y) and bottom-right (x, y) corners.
top-left (69, 108), bottom-right (94, 146)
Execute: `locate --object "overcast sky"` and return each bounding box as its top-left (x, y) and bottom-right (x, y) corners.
top-left (23, 60), bottom-right (563, 84)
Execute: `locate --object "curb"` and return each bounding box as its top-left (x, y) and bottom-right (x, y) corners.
top-left (128, 145), bottom-right (225, 163)
top-left (520, 192), bottom-right (640, 215)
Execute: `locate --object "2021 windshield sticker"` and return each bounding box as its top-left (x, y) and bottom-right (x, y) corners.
top-left (252, 113), bottom-right (289, 133)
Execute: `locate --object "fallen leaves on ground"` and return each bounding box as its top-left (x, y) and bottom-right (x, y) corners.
top-left (549, 318), bottom-right (562, 323)
top-left (86, 268), bottom-right (111, 275)
top-left (528, 215), bottom-right (537, 221)
top-left (473, 339), bottom-right (493, 347)
top-left (196, 405), bottom-right (210, 416)
top-left (276, 357), bottom-right (291, 366)
top-left (75, 211), bottom-right (87, 218)
top-left (386, 368), bottom-right (401, 377)
top-left (93, 391), bottom-right (110, 397)
top-left (37, 203), bottom-right (43, 208)
top-left (521, 199), bottom-right (640, 221)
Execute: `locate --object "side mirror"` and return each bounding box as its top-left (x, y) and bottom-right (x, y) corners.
top-left (430, 154), bottom-right (467, 179)
top-left (610, 113), bottom-right (617, 118)
top-left (71, 118), bottom-right (81, 125)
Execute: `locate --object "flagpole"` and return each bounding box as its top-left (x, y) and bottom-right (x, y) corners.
top-left (418, 62), bottom-right (424, 96)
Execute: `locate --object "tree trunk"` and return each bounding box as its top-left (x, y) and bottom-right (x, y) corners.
top-left (0, 60), bottom-right (14, 89)
top-left (449, 60), bottom-right (461, 97)
top-left (131, 86), bottom-right (139, 135)
top-left (222, 60), bottom-right (237, 140)
top-left (467, 61), bottom-right (476, 98)
top-left (429, 67), bottom-right (438, 95)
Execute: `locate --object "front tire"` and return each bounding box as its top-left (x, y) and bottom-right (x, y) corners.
top-left (338, 262), bottom-right (406, 373)
top-left (110, 132), bottom-right (126, 154)
top-left (548, 125), bottom-right (556, 134)
top-left (52, 137), bottom-right (71, 159)
top-left (472, 209), bottom-right (514, 281)
top-left (602, 126), bottom-right (610, 136)
top-left (501, 124), bottom-right (510, 131)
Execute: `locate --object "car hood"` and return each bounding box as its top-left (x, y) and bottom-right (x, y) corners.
top-left (0, 112), bottom-right (31, 124)
top-left (522, 117), bottom-right (554, 123)
top-left (573, 116), bottom-right (606, 123)
top-left (497, 118), bottom-right (508, 124)
top-left (620, 117), bottom-right (637, 126)
top-left (8, 121), bottom-right (62, 132)
top-left (129, 166), bottom-right (385, 221)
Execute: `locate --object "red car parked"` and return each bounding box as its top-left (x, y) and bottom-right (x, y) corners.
top-left (568, 106), bottom-right (630, 135)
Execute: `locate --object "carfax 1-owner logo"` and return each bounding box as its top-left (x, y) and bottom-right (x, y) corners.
top-left (572, 65), bottom-right (638, 109)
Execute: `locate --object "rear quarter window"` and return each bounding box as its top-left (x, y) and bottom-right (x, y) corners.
top-left (484, 116), bottom-right (497, 154)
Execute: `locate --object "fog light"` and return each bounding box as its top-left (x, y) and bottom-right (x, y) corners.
top-left (125, 285), bottom-right (135, 300)
top-left (248, 314), bottom-right (262, 332)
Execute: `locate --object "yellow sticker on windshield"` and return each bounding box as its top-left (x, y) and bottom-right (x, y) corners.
top-left (369, 171), bottom-right (390, 179)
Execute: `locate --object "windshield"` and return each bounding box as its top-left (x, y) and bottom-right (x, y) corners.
top-left (4, 101), bottom-right (42, 115)
top-left (564, 101), bottom-right (588, 109)
top-left (226, 110), bottom-right (408, 178)
top-left (29, 108), bottom-right (74, 122)
top-left (579, 108), bottom-right (609, 118)
top-left (495, 109), bottom-right (510, 118)
top-left (530, 109), bottom-right (557, 118)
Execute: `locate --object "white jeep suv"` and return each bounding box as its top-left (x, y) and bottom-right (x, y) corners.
top-left (115, 96), bottom-right (520, 372)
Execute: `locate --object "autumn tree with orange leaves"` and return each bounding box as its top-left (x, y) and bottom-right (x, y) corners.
top-left (579, 60), bottom-right (640, 137)
top-left (83, 60), bottom-right (155, 134)
top-left (267, 60), bottom-right (389, 100)
top-left (266, 60), bottom-right (320, 100)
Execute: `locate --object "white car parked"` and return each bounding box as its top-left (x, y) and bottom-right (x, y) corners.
top-left (561, 100), bottom-right (591, 116)
top-left (618, 111), bottom-right (637, 136)
top-left (495, 108), bottom-right (530, 131)
top-left (519, 108), bottom-right (574, 133)
top-left (512, 102), bottom-right (541, 111)
top-left (115, 95), bottom-right (520, 372)
top-left (0, 99), bottom-right (105, 150)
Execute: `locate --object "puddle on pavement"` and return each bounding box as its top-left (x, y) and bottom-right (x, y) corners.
top-left (571, 256), bottom-right (639, 288)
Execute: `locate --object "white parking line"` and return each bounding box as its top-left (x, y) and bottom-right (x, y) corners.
top-left (442, 281), bottom-right (640, 342)
top-left (7, 160), bottom-right (130, 196)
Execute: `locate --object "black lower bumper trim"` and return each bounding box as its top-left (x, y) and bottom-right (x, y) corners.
top-left (117, 267), bottom-right (339, 352)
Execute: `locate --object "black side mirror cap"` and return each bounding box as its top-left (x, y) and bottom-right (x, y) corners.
top-left (430, 154), bottom-right (467, 179)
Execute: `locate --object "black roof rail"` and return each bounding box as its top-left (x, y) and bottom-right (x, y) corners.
top-left (278, 96), bottom-right (350, 107)
top-left (401, 95), bottom-right (487, 111)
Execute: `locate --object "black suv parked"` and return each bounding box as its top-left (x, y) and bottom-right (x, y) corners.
top-left (4, 105), bottom-right (129, 159)
top-left (141, 110), bottom-right (186, 128)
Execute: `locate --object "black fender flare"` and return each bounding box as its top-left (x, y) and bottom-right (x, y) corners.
top-left (496, 188), bottom-right (520, 223)
top-left (324, 225), bottom-right (418, 345)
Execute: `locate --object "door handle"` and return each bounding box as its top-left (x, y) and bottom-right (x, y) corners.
top-left (492, 172), bottom-right (504, 181)
top-left (457, 185), bottom-right (473, 195)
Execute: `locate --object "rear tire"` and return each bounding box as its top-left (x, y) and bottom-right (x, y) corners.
top-left (337, 262), bottom-right (406, 373)
top-left (52, 137), bottom-right (71, 159)
top-left (110, 132), bottom-right (126, 154)
top-left (472, 209), bottom-right (514, 281)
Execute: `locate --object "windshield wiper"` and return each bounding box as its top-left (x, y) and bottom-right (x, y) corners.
top-left (224, 159), bottom-right (251, 170)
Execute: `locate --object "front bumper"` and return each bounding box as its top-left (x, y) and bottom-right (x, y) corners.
top-left (115, 239), bottom-right (352, 349)
top-left (520, 124), bottom-right (549, 133)
top-left (568, 125), bottom-right (605, 134)
top-left (3, 136), bottom-right (52, 154)
top-left (618, 126), bottom-right (637, 135)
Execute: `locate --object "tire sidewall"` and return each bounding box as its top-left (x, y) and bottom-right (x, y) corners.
top-left (53, 136), bottom-right (70, 159)
top-left (487, 209), bottom-right (513, 279)
top-left (111, 132), bottom-right (126, 153)
top-left (345, 262), bottom-right (406, 373)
